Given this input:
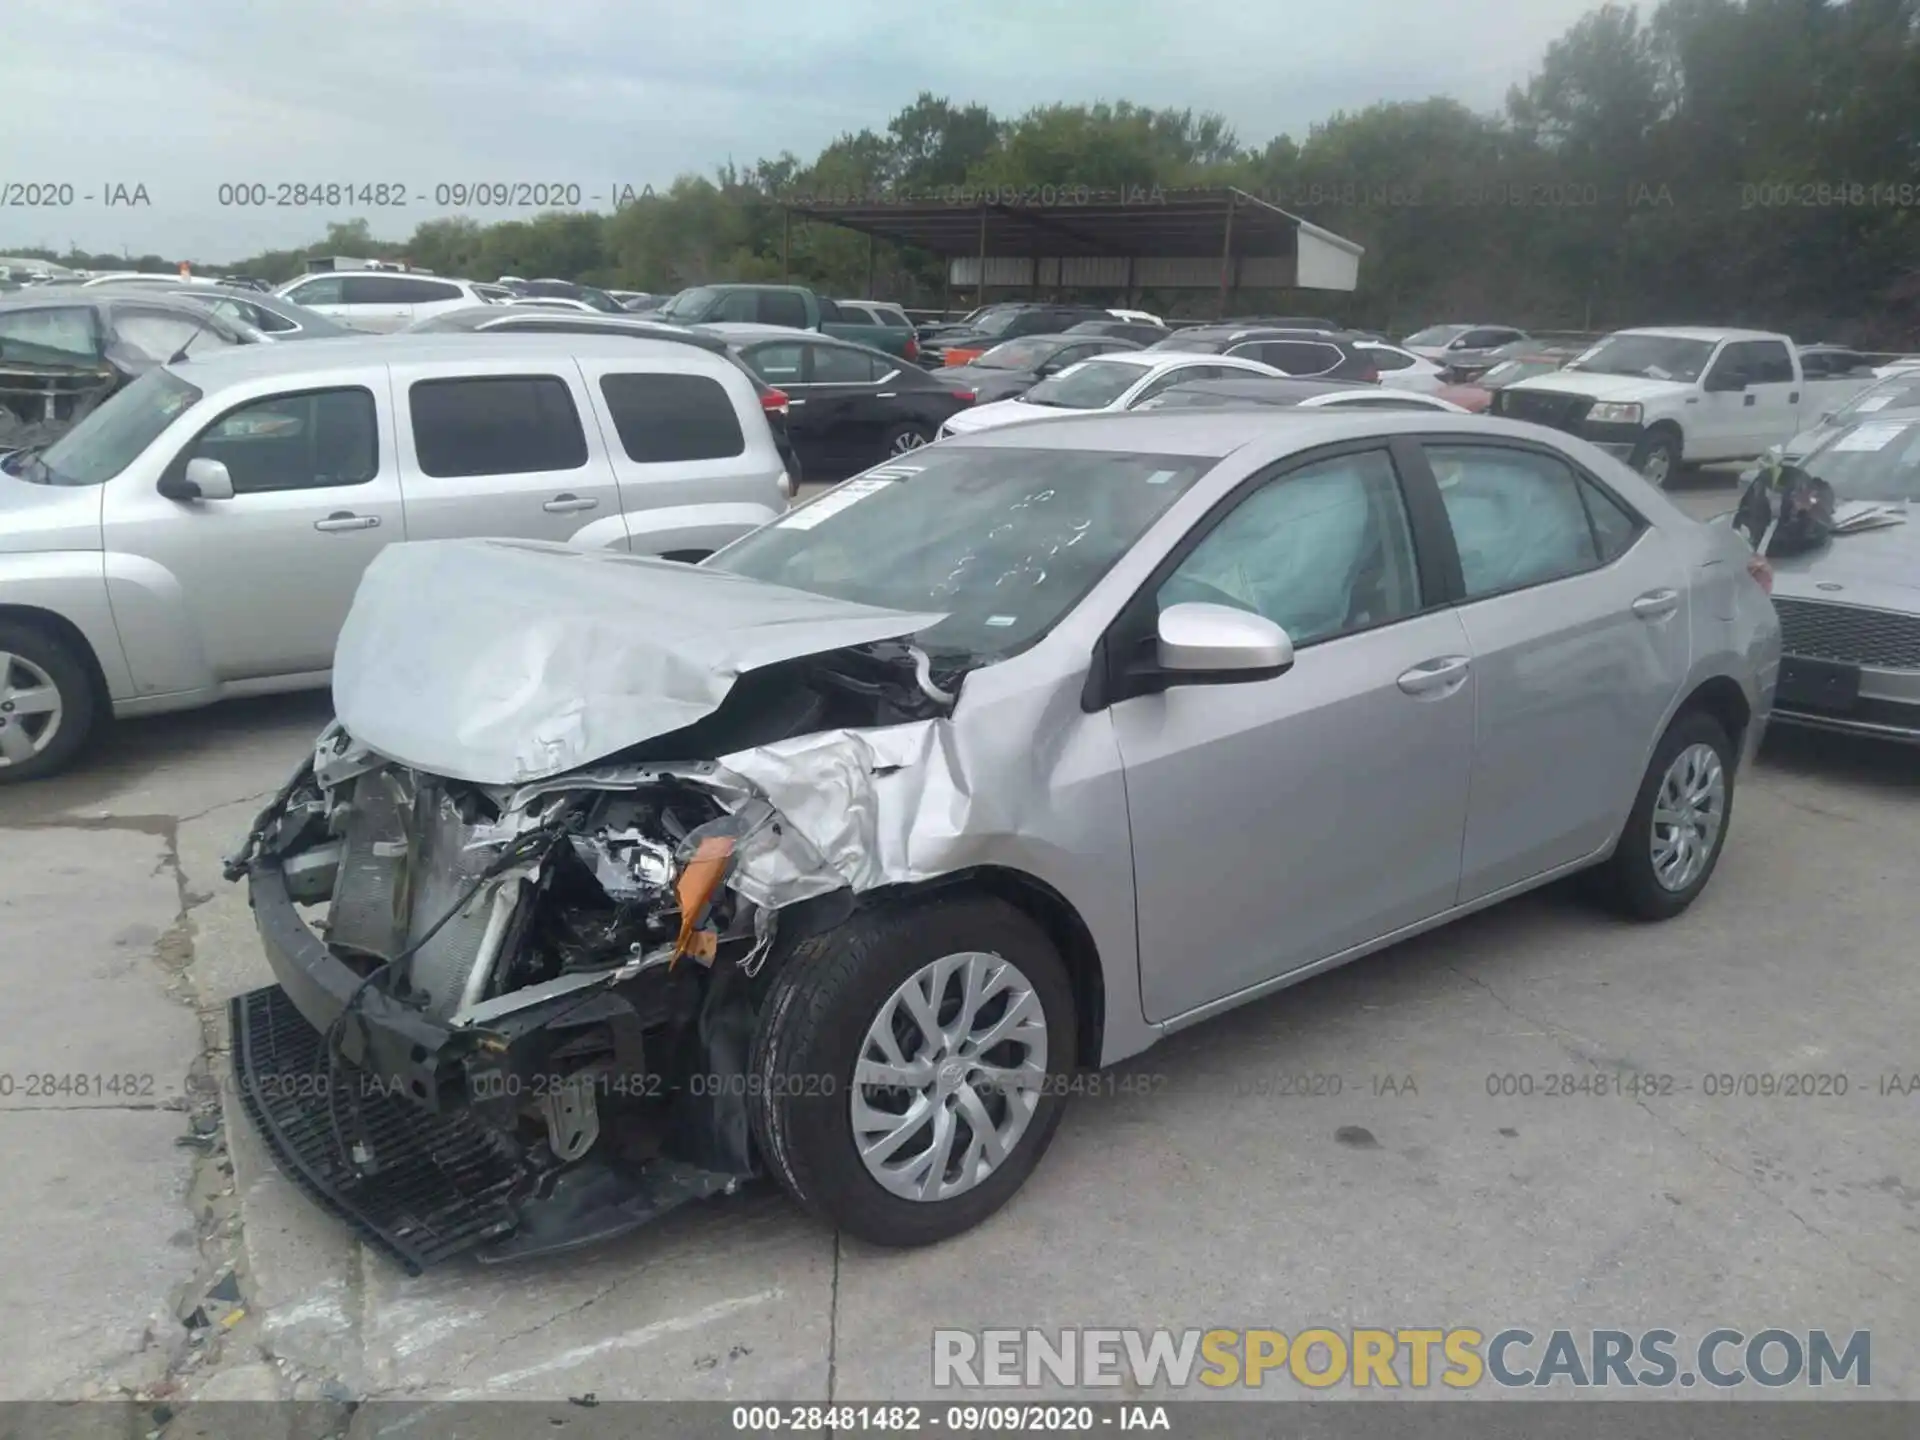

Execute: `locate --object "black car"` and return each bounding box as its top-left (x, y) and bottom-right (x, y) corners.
top-left (408, 306), bottom-right (806, 481)
top-left (935, 332), bottom-right (1143, 403)
top-left (0, 287), bottom-right (256, 451)
top-left (1064, 318), bottom-right (1170, 346)
top-left (921, 303), bottom-right (1115, 366)
top-left (721, 332), bottom-right (976, 475)
top-left (1147, 326), bottom-right (1381, 382)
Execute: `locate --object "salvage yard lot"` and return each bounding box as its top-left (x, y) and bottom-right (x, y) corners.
top-left (2, 475), bottom-right (1918, 1407)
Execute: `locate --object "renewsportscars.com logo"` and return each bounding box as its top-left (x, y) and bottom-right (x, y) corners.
top-left (932, 1327), bottom-right (1870, 1391)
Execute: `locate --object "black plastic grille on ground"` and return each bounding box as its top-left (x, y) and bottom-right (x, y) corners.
top-left (1774, 597), bottom-right (1920, 670)
top-left (230, 984), bottom-right (523, 1273)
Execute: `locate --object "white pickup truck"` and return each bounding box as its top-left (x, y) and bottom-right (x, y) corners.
top-left (1489, 327), bottom-right (1883, 486)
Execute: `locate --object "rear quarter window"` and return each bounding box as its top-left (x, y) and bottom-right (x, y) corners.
top-left (598, 372), bottom-right (746, 462)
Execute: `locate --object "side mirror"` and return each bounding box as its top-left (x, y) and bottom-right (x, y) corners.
top-left (159, 456), bottom-right (235, 502)
top-left (1156, 602), bottom-right (1294, 678)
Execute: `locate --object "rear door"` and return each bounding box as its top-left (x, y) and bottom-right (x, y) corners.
top-left (101, 376), bottom-right (403, 678)
top-left (1738, 338), bottom-right (1801, 450)
top-left (1410, 439), bottom-right (1690, 901)
top-left (337, 276), bottom-right (415, 332)
top-left (1127, 363), bottom-right (1230, 408)
top-left (391, 361), bottom-right (625, 544)
top-left (1694, 341), bottom-right (1763, 459)
top-left (576, 357), bottom-right (776, 539)
top-left (795, 342), bottom-right (898, 469)
top-left (394, 277), bottom-right (470, 324)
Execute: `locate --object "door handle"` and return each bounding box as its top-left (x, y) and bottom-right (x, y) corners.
top-left (1744, 394), bottom-right (1756, 407)
top-left (1396, 655), bottom-right (1471, 696)
top-left (876, 392), bottom-right (897, 398)
top-left (313, 512), bottom-right (379, 532)
top-left (786, 398), bottom-right (807, 406)
top-left (1632, 588), bottom-right (1680, 619)
top-left (543, 493), bottom-right (599, 513)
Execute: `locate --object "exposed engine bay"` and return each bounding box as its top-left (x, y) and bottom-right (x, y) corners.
top-left (225, 639), bottom-right (961, 1270)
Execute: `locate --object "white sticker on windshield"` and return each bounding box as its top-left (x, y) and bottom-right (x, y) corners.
top-left (1852, 395), bottom-right (1893, 413)
top-left (778, 477), bottom-right (892, 529)
top-left (1832, 422), bottom-right (1910, 452)
top-left (1145, 470), bottom-right (1178, 485)
top-left (984, 615), bottom-right (1017, 627)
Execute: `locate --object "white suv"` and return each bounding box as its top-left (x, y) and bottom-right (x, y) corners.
top-left (0, 332), bottom-right (788, 781)
top-left (273, 271), bottom-right (494, 332)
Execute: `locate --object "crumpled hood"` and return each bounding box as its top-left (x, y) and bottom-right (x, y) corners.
top-left (331, 538), bottom-right (946, 786)
top-left (1505, 371), bottom-right (1691, 404)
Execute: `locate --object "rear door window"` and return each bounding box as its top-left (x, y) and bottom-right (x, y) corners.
top-left (743, 342), bottom-right (806, 384)
top-left (598, 372), bottom-right (745, 462)
top-left (809, 344), bottom-right (884, 384)
top-left (1251, 341), bottom-right (1343, 375)
top-left (408, 375), bottom-right (588, 477)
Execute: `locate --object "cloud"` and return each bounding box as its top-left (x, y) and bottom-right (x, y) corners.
top-left (0, 0), bottom-right (1613, 259)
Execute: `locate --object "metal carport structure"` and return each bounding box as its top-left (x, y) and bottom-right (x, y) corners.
top-left (777, 186), bottom-right (1363, 316)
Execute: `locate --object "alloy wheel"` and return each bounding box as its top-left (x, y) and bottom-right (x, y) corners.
top-left (890, 429), bottom-right (928, 454)
top-left (851, 951), bottom-right (1048, 1202)
top-left (1650, 741), bottom-right (1726, 891)
top-left (0, 651), bottom-right (63, 769)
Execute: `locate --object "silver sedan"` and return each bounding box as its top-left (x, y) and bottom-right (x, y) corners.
top-left (232, 409), bottom-right (1779, 1263)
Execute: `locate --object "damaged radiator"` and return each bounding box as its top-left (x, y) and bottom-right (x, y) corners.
top-left (325, 771), bottom-right (507, 1019)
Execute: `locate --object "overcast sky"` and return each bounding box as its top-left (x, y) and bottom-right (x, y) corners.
top-left (2, 0), bottom-right (1610, 262)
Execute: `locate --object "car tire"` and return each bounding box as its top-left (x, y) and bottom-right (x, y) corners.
top-left (749, 893), bottom-right (1077, 1247)
top-left (881, 422), bottom-right (933, 458)
top-left (0, 618), bottom-right (99, 785)
top-left (1595, 709), bottom-right (1736, 921)
top-left (1629, 429), bottom-right (1682, 488)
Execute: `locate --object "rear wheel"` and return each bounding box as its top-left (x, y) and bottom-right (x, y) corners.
top-left (0, 619), bottom-right (98, 784)
top-left (1629, 428), bottom-right (1682, 488)
top-left (882, 422), bottom-right (932, 458)
top-left (749, 894), bottom-right (1076, 1247)
top-left (1595, 710), bottom-right (1736, 920)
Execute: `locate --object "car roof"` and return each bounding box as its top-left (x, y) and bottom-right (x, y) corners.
top-left (1156, 377), bottom-right (1355, 399)
top-left (166, 331), bottom-right (742, 384)
top-left (940, 406), bottom-right (1569, 459)
top-left (698, 321), bottom-right (813, 336)
top-left (281, 271), bottom-right (466, 284)
top-left (1613, 326), bottom-right (1781, 343)
top-left (0, 286), bottom-right (234, 317)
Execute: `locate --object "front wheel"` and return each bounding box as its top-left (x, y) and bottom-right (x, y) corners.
top-left (1629, 429), bottom-right (1681, 488)
top-left (1595, 710), bottom-right (1736, 920)
top-left (0, 619), bottom-right (99, 784)
top-left (749, 894), bottom-right (1077, 1247)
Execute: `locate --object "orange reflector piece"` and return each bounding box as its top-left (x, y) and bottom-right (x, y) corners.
top-left (673, 835), bottom-right (736, 964)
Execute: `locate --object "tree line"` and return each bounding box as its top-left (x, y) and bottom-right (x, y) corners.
top-left (23, 0), bottom-right (1920, 344)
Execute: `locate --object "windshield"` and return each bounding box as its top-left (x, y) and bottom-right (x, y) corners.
top-left (1828, 373), bottom-right (1920, 424)
top-left (1801, 419), bottom-right (1920, 502)
top-left (1565, 334), bottom-right (1715, 382)
top-left (969, 308), bottom-right (1027, 338)
top-left (974, 338), bottom-right (1058, 370)
top-left (1404, 325), bottom-right (1469, 346)
top-left (708, 447), bottom-right (1212, 658)
top-left (1020, 359), bottom-right (1145, 408)
top-left (29, 368), bottom-right (202, 486)
top-left (657, 287), bottom-right (718, 322)
top-left (1479, 358), bottom-right (1565, 387)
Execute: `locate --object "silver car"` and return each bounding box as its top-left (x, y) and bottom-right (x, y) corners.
top-left (225, 410), bottom-right (1777, 1268)
top-left (0, 333), bottom-right (788, 781)
top-left (1742, 408), bottom-right (1920, 741)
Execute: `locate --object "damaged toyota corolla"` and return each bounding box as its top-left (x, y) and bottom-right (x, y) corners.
top-left (226, 410), bottom-right (1777, 1270)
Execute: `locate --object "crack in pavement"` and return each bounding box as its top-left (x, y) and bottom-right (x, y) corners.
top-left (1446, 957), bottom-right (1909, 1292)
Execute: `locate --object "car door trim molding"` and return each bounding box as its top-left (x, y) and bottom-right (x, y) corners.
top-left (1081, 435), bottom-right (1457, 712)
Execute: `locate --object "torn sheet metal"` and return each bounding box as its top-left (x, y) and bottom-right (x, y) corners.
top-left (330, 538), bottom-right (946, 786)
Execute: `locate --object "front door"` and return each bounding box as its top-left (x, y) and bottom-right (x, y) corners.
top-left (1413, 441), bottom-right (1692, 901)
top-left (1112, 445), bottom-right (1476, 1021)
top-left (102, 381), bottom-right (404, 680)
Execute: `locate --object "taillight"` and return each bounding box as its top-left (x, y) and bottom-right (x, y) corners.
top-left (952, 389), bottom-right (977, 404)
top-left (1746, 553), bottom-right (1774, 593)
top-left (761, 388), bottom-right (789, 416)
top-left (905, 335), bottom-right (919, 361)
top-left (1358, 366), bottom-right (1380, 384)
